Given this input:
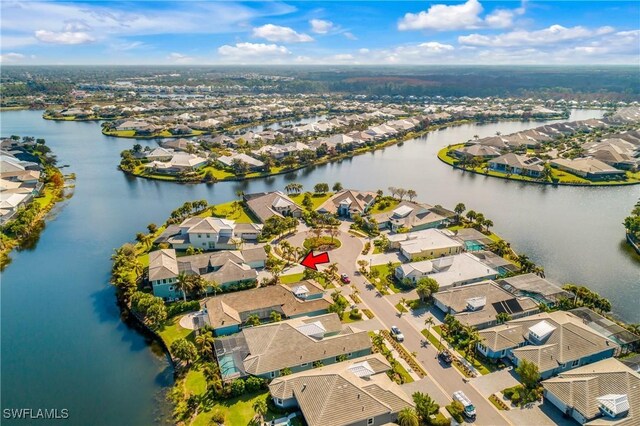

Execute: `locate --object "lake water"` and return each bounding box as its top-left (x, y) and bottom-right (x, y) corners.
top-left (1, 109), bottom-right (638, 425)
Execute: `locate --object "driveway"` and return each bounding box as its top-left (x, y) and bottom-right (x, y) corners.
top-left (503, 401), bottom-right (577, 426)
top-left (471, 369), bottom-right (519, 397)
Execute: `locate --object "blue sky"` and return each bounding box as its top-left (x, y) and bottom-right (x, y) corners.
top-left (1, 1), bottom-right (638, 65)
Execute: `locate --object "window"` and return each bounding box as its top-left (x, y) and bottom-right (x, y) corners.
top-left (571, 360), bottom-right (579, 367)
top-left (276, 398), bottom-right (283, 406)
top-left (198, 234), bottom-right (202, 238)
top-left (163, 279), bottom-right (167, 284)
top-left (270, 372), bottom-right (275, 378)
top-left (301, 363), bottom-right (308, 367)
top-left (367, 418), bottom-right (374, 425)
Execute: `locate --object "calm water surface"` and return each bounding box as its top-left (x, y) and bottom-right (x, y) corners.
top-left (1, 109), bottom-right (638, 425)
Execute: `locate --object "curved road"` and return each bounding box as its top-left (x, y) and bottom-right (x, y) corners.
top-left (285, 226), bottom-right (511, 426)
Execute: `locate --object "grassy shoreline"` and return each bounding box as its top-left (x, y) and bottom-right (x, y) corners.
top-left (437, 144), bottom-right (640, 187)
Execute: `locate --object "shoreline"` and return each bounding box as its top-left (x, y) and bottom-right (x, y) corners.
top-left (121, 116), bottom-right (571, 185)
top-left (437, 145), bottom-right (640, 187)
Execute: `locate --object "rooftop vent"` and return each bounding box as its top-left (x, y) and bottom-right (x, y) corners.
top-left (528, 320), bottom-right (556, 343)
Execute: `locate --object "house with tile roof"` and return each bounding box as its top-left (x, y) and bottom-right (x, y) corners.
top-left (477, 311), bottom-right (618, 379)
top-left (213, 313), bottom-right (372, 381)
top-left (165, 217), bottom-right (262, 250)
top-left (317, 189), bottom-right (377, 218)
top-left (542, 358), bottom-right (640, 425)
top-left (202, 280), bottom-right (332, 336)
top-left (371, 200), bottom-right (453, 232)
top-left (433, 280), bottom-right (540, 329)
top-left (148, 248), bottom-right (260, 301)
top-left (243, 191), bottom-right (303, 223)
top-left (488, 153), bottom-right (544, 177)
top-left (268, 353), bottom-right (413, 426)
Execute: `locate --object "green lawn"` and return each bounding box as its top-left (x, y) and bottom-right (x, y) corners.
top-left (422, 328), bottom-right (445, 351)
top-left (428, 326), bottom-right (494, 375)
top-left (394, 361), bottom-right (414, 384)
top-left (280, 272), bottom-right (304, 284)
top-left (34, 184), bottom-right (58, 208)
top-left (191, 392), bottom-right (273, 426)
top-left (184, 368), bottom-right (207, 395)
top-left (210, 201), bottom-right (258, 223)
top-left (370, 199), bottom-right (400, 214)
top-left (200, 165), bottom-right (235, 180)
top-left (157, 315), bottom-right (193, 348)
top-left (395, 302), bottom-right (408, 314)
top-left (289, 192), bottom-right (333, 210)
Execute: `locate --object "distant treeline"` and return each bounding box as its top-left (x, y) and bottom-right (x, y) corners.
top-left (2, 65), bottom-right (638, 101)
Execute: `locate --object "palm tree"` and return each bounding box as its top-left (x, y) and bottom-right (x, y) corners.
top-left (195, 332), bottom-right (215, 359)
top-left (397, 407), bottom-right (419, 426)
top-left (252, 399), bottom-right (268, 425)
top-left (327, 263), bottom-right (339, 282)
top-left (399, 297), bottom-right (408, 317)
top-left (176, 272), bottom-right (193, 302)
top-left (424, 317), bottom-right (435, 336)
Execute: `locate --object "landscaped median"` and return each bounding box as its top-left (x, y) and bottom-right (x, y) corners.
top-left (437, 144), bottom-right (640, 186)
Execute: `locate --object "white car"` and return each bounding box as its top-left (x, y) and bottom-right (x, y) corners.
top-left (390, 326), bottom-right (404, 342)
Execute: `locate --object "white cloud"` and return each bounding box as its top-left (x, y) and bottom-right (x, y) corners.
top-left (398, 0), bottom-right (525, 31)
top-left (331, 53), bottom-right (354, 61)
top-left (309, 19), bottom-right (333, 34)
top-left (343, 32), bottom-right (358, 40)
top-left (458, 25), bottom-right (615, 47)
top-left (218, 42), bottom-right (291, 59)
top-left (0, 52), bottom-right (26, 63)
top-left (252, 24), bottom-right (313, 43)
top-left (167, 52), bottom-right (193, 64)
top-left (398, 0), bottom-right (483, 31)
top-left (34, 30), bottom-right (95, 44)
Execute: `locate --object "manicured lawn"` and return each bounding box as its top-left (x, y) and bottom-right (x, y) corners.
top-left (429, 326), bottom-right (494, 375)
top-left (184, 368), bottom-right (207, 395)
top-left (395, 302), bottom-right (408, 314)
top-left (34, 184), bottom-right (57, 208)
top-left (104, 129), bottom-right (136, 137)
top-left (158, 315), bottom-right (193, 348)
top-left (370, 199), bottom-right (400, 214)
top-left (370, 262), bottom-right (403, 293)
top-left (289, 192), bottom-right (333, 210)
top-left (394, 361), bottom-right (414, 384)
top-left (210, 201), bottom-right (258, 223)
top-left (421, 328), bottom-right (445, 351)
top-left (280, 272), bottom-right (304, 283)
top-left (200, 165), bottom-right (235, 180)
top-left (191, 392), bottom-right (274, 426)
top-left (303, 236), bottom-right (341, 250)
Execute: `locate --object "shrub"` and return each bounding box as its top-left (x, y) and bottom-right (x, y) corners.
top-left (429, 414), bottom-right (452, 426)
top-left (210, 408), bottom-right (225, 425)
top-left (349, 309), bottom-right (363, 320)
top-left (511, 391), bottom-right (521, 405)
top-left (167, 300), bottom-right (200, 317)
top-left (245, 376), bottom-right (264, 392)
top-left (446, 401), bottom-right (465, 424)
top-left (230, 379), bottom-right (245, 396)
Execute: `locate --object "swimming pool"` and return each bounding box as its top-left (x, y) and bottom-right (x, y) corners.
top-left (218, 354), bottom-right (241, 378)
top-left (464, 240), bottom-right (484, 251)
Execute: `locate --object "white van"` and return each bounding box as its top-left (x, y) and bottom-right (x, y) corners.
top-left (453, 390), bottom-right (477, 421)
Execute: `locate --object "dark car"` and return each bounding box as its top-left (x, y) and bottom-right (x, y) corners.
top-left (438, 350), bottom-right (453, 364)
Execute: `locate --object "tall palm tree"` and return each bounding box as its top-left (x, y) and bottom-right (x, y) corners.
top-left (195, 332), bottom-right (215, 359)
top-left (252, 399), bottom-right (268, 425)
top-left (424, 317), bottom-right (435, 336)
top-left (397, 407), bottom-right (419, 426)
top-left (175, 272), bottom-right (193, 302)
top-left (399, 297), bottom-right (408, 317)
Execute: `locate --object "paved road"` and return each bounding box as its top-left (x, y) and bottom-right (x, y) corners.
top-left (327, 229), bottom-right (511, 426)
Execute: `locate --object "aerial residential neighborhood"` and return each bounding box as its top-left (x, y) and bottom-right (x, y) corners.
top-left (2, 1), bottom-right (639, 425)
top-left (104, 184), bottom-right (640, 426)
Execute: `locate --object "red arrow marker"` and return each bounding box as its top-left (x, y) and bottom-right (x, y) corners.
top-left (300, 251), bottom-right (330, 270)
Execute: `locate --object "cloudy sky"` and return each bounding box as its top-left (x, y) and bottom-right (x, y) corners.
top-left (1, 0), bottom-right (638, 65)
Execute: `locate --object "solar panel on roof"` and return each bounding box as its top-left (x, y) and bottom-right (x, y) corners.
top-left (504, 298), bottom-right (524, 314)
top-left (492, 302), bottom-right (508, 315)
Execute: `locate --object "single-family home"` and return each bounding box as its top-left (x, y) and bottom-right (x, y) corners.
top-left (477, 311), bottom-right (618, 379)
top-left (433, 280), bottom-right (540, 329)
top-left (243, 191), bottom-right (303, 223)
top-left (388, 228), bottom-right (463, 260)
top-left (148, 248), bottom-right (261, 300)
top-left (542, 358), bottom-right (640, 425)
top-left (550, 158), bottom-right (626, 180)
top-left (488, 153), bottom-right (544, 177)
top-left (394, 252), bottom-right (498, 289)
top-left (217, 153), bottom-right (265, 170)
top-left (268, 353), bottom-right (414, 426)
top-left (166, 217), bottom-right (262, 250)
top-left (213, 313), bottom-right (372, 381)
top-left (372, 201), bottom-right (453, 232)
top-left (317, 189), bottom-right (377, 218)
top-left (569, 308), bottom-right (640, 355)
top-left (496, 273), bottom-right (574, 309)
top-left (453, 144), bottom-right (502, 160)
top-left (202, 280), bottom-right (332, 336)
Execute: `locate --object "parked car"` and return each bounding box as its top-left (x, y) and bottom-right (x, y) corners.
top-left (438, 350), bottom-right (452, 364)
top-left (390, 326), bottom-right (404, 342)
top-left (453, 390), bottom-right (477, 421)
top-left (340, 273), bottom-right (350, 283)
